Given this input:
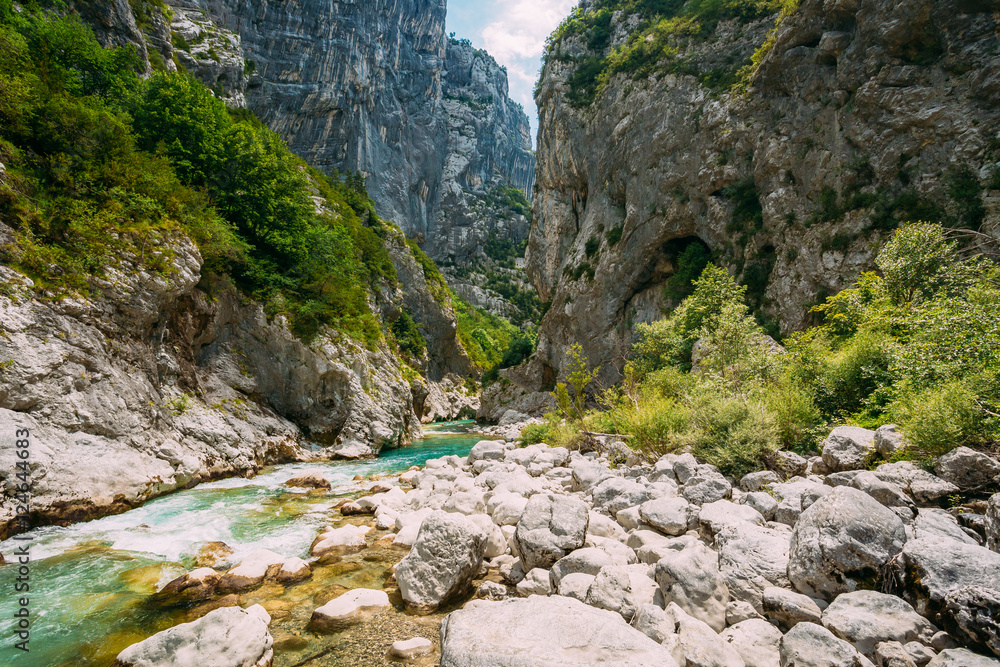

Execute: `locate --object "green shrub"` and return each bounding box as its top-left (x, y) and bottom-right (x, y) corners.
top-left (606, 225), bottom-right (624, 246)
top-left (600, 390), bottom-right (693, 457)
top-left (454, 295), bottom-right (520, 371)
top-left (761, 377), bottom-right (824, 450)
top-left (688, 391), bottom-right (780, 478)
top-left (519, 422), bottom-right (552, 445)
top-left (391, 310), bottom-right (426, 359)
top-left (633, 263), bottom-right (748, 373)
top-left (891, 378), bottom-right (997, 456)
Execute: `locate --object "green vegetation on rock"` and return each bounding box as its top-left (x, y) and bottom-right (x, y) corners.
top-left (532, 223), bottom-right (999, 476)
top-left (546, 0), bottom-right (797, 107)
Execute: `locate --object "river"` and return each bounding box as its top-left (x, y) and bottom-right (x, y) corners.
top-left (0, 421), bottom-right (488, 666)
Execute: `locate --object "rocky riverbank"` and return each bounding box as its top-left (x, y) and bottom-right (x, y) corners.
top-left (0, 227), bottom-right (477, 540)
top-left (114, 421), bottom-right (1000, 666)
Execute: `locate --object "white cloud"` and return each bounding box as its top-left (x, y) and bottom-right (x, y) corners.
top-left (480, 0), bottom-right (577, 61)
top-left (475, 0), bottom-right (577, 143)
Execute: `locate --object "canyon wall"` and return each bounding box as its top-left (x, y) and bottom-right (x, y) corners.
top-left (499, 0), bottom-right (1000, 410)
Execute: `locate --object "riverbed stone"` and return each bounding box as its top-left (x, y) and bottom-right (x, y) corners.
top-left (114, 604), bottom-right (273, 667)
top-left (557, 571), bottom-right (596, 601)
top-left (217, 549), bottom-right (285, 593)
top-left (683, 467), bottom-right (733, 505)
top-left (849, 471), bottom-right (913, 509)
top-left (822, 426), bottom-right (876, 472)
top-left (987, 493), bottom-right (1000, 553)
top-left (926, 649), bottom-right (1000, 667)
top-left (588, 510), bottom-right (627, 539)
top-left (874, 425), bottom-right (904, 458)
top-left (721, 618), bottom-right (782, 667)
top-left (779, 621), bottom-right (874, 667)
top-left (592, 477), bottom-right (652, 515)
top-left (668, 601), bottom-right (746, 667)
top-left (763, 587), bottom-right (823, 629)
top-left (515, 567), bottom-right (552, 596)
top-left (514, 493), bottom-right (589, 571)
top-left (788, 486), bottom-right (906, 599)
top-left (655, 541), bottom-right (729, 632)
top-left (395, 512), bottom-right (486, 612)
top-left (942, 586), bottom-right (1000, 659)
top-left (438, 595), bottom-right (679, 666)
top-left (912, 509), bottom-right (978, 545)
top-left (745, 492), bottom-right (778, 521)
top-left (727, 600), bottom-right (764, 625)
top-left (700, 499), bottom-right (766, 536)
top-left (716, 523), bottom-right (790, 611)
top-left (550, 547), bottom-right (615, 587)
top-left (873, 462), bottom-right (959, 505)
top-left (822, 590), bottom-right (934, 657)
top-left (311, 524), bottom-right (371, 556)
top-left (935, 448), bottom-right (1000, 492)
top-left (275, 557), bottom-right (311, 584)
top-left (639, 496), bottom-right (696, 535)
top-left (741, 470), bottom-right (781, 493)
top-left (309, 588), bottom-right (391, 632)
top-left (774, 451), bottom-right (808, 478)
top-left (489, 493), bottom-right (528, 526)
top-left (468, 440), bottom-right (505, 464)
top-left (899, 538), bottom-right (1000, 621)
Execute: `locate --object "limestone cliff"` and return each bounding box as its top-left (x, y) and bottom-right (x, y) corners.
top-left (508, 0), bottom-right (1000, 405)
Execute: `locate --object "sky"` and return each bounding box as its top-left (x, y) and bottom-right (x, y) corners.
top-left (447, 0), bottom-right (578, 146)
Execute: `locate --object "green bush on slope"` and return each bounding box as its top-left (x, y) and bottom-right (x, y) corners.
top-left (0, 9), bottom-right (403, 346)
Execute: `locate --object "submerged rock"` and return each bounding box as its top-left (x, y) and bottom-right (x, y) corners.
top-left (285, 471), bottom-right (331, 490)
top-left (156, 568), bottom-right (222, 606)
top-left (309, 588), bottom-right (391, 633)
top-left (390, 637), bottom-right (434, 660)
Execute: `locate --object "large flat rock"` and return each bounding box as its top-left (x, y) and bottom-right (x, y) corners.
top-left (439, 596), bottom-right (679, 666)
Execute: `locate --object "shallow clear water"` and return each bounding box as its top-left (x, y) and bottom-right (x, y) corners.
top-left (0, 421), bottom-right (485, 666)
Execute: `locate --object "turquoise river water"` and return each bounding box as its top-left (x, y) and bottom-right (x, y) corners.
top-left (0, 421), bottom-right (486, 666)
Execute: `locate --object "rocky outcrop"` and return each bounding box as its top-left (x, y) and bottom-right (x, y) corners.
top-left (518, 0), bottom-right (1000, 388)
top-left (0, 223), bottom-right (437, 537)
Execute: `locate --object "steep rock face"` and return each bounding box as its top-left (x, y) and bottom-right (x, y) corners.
top-left (424, 39), bottom-right (535, 263)
top-left (522, 0), bottom-right (1000, 391)
top-left (142, 0), bottom-right (535, 264)
top-left (0, 226), bottom-right (425, 538)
